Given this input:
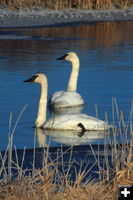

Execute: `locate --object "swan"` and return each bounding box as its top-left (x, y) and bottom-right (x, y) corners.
top-left (24, 73), bottom-right (111, 131)
top-left (49, 52), bottom-right (84, 109)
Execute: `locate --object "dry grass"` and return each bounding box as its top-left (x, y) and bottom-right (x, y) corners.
top-left (0, 163), bottom-right (132, 200)
top-left (0, 0), bottom-right (133, 10)
top-left (0, 99), bottom-right (133, 200)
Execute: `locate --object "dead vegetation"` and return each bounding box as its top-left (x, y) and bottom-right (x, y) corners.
top-left (0, 99), bottom-right (133, 200)
top-left (0, 0), bottom-right (133, 10)
top-left (0, 163), bottom-right (132, 200)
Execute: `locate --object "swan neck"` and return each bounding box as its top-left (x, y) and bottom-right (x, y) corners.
top-left (35, 80), bottom-right (47, 127)
top-left (67, 59), bottom-right (79, 92)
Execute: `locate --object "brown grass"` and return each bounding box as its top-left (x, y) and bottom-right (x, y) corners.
top-left (0, 0), bottom-right (133, 10)
top-left (0, 163), bottom-right (132, 200)
top-left (0, 100), bottom-right (133, 200)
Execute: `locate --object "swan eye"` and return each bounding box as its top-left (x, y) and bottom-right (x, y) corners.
top-left (24, 75), bottom-right (38, 83)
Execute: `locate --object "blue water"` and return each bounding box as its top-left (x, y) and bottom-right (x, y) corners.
top-left (0, 21), bottom-right (133, 150)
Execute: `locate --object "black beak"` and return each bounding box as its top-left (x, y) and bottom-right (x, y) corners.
top-left (56, 53), bottom-right (68, 60)
top-left (23, 75), bottom-right (38, 83)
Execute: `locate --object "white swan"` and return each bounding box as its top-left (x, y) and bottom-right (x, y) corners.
top-left (24, 73), bottom-right (110, 131)
top-left (49, 52), bottom-right (84, 109)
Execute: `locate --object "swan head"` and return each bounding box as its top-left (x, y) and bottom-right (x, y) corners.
top-left (56, 52), bottom-right (79, 63)
top-left (24, 73), bottom-right (47, 84)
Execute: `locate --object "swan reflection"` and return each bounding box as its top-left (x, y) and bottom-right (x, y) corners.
top-left (35, 128), bottom-right (47, 147)
top-left (50, 105), bottom-right (83, 115)
top-left (36, 127), bottom-right (107, 147)
top-left (44, 130), bottom-right (106, 145)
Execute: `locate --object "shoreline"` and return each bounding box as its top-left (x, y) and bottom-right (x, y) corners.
top-left (0, 7), bottom-right (133, 28)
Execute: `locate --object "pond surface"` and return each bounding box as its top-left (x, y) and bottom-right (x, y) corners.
top-left (0, 21), bottom-right (133, 150)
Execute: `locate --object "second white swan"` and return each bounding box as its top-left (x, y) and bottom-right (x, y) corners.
top-left (24, 73), bottom-right (110, 131)
top-left (49, 52), bottom-right (84, 109)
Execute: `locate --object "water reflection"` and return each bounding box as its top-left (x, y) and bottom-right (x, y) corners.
top-left (36, 127), bottom-right (106, 146)
top-left (35, 128), bottom-right (47, 148)
top-left (49, 105), bottom-right (83, 115)
top-left (0, 21), bottom-right (133, 68)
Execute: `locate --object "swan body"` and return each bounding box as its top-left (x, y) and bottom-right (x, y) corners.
top-left (49, 52), bottom-right (84, 109)
top-left (24, 73), bottom-right (110, 131)
top-left (50, 90), bottom-right (84, 109)
top-left (43, 113), bottom-right (109, 131)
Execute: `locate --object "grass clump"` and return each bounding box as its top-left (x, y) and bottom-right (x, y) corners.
top-left (0, 0), bottom-right (133, 10)
top-left (0, 99), bottom-right (133, 200)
